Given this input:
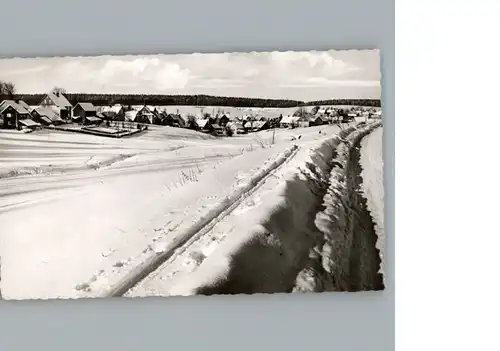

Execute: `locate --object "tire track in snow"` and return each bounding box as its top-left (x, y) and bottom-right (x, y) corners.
top-left (100, 144), bottom-right (300, 297)
top-left (127, 145), bottom-right (302, 296)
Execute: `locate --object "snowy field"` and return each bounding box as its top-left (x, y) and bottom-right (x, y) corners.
top-left (359, 127), bottom-right (385, 278)
top-left (0, 123), bottom-right (346, 299)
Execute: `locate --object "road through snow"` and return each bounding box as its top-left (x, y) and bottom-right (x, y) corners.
top-left (0, 124), bottom-right (343, 299)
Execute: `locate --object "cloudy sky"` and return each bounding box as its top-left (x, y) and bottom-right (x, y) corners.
top-left (0, 50), bottom-right (381, 101)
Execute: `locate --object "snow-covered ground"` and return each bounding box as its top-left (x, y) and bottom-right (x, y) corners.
top-left (0, 123), bottom-right (345, 299)
top-left (359, 127), bottom-right (385, 279)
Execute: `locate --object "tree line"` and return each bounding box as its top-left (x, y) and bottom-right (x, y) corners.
top-left (1, 80), bottom-right (381, 108)
top-left (303, 99), bottom-right (381, 107)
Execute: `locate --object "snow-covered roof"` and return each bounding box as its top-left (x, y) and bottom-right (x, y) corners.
top-left (280, 115), bottom-right (300, 124)
top-left (0, 100), bottom-right (30, 114)
top-left (75, 102), bottom-right (97, 112)
top-left (17, 100), bottom-right (30, 110)
top-left (46, 92), bottom-right (72, 108)
top-left (32, 107), bottom-right (63, 122)
top-left (101, 105), bottom-right (123, 114)
top-left (196, 119), bottom-right (209, 128)
top-left (125, 110), bottom-right (138, 121)
top-left (244, 120), bottom-right (268, 129)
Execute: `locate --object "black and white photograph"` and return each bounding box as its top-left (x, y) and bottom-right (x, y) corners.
top-left (0, 49), bottom-right (384, 300)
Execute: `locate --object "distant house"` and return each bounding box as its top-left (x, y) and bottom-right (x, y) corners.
top-left (125, 110), bottom-right (139, 122)
top-left (0, 100), bottom-right (38, 129)
top-left (135, 106), bottom-right (156, 124)
top-left (244, 120), bottom-right (270, 132)
top-left (217, 114), bottom-right (230, 126)
top-left (146, 105), bottom-right (160, 117)
top-left (39, 91), bottom-right (72, 119)
top-left (72, 102), bottom-right (98, 124)
top-left (210, 123), bottom-right (225, 136)
top-left (316, 108), bottom-right (327, 115)
top-left (31, 107), bottom-right (64, 126)
top-left (279, 115), bottom-right (300, 128)
top-left (346, 113), bottom-right (357, 121)
top-left (308, 115), bottom-right (327, 127)
top-left (162, 113), bottom-right (186, 127)
top-left (196, 118), bottom-right (211, 131)
top-left (226, 121), bottom-right (245, 134)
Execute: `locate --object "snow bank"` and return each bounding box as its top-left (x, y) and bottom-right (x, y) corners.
top-left (314, 122), bottom-right (384, 291)
top-left (165, 126), bottom-right (379, 295)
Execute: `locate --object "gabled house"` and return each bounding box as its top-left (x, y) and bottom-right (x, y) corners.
top-left (316, 108), bottom-right (327, 115)
top-left (0, 100), bottom-right (38, 129)
top-left (216, 113), bottom-right (230, 127)
top-left (161, 113), bottom-right (186, 127)
top-left (307, 115), bottom-right (327, 127)
top-left (279, 115), bottom-right (300, 128)
top-left (100, 104), bottom-right (125, 121)
top-left (146, 105), bottom-right (159, 117)
top-left (39, 91), bottom-right (72, 119)
top-left (125, 110), bottom-right (139, 122)
top-left (244, 120), bottom-right (270, 132)
top-left (196, 118), bottom-right (211, 132)
top-left (30, 106), bottom-right (64, 126)
top-left (210, 123), bottom-right (225, 136)
top-left (72, 102), bottom-right (99, 124)
top-left (135, 105), bottom-right (156, 124)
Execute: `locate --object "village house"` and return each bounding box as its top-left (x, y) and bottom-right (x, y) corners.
top-left (100, 104), bottom-right (125, 121)
top-left (125, 110), bottom-right (139, 122)
top-left (216, 113), bottom-right (230, 127)
top-left (146, 105), bottom-right (160, 118)
top-left (316, 107), bottom-right (327, 115)
top-left (161, 113), bottom-right (186, 127)
top-left (311, 115), bottom-right (327, 126)
top-left (30, 106), bottom-right (64, 126)
top-left (135, 105), bottom-right (156, 124)
top-left (244, 120), bottom-right (270, 132)
top-left (39, 91), bottom-right (72, 119)
top-left (0, 100), bottom-right (38, 130)
top-left (279, 115), bottom-right (300, 128)
top-left (72, 102), bottom-right (100, 124)
top-left (210, 123), bottom-right (225, 136)
top-left (226, 121), bottom-right (246, 134)
top-left (196, 118), bottom-right (211, 132)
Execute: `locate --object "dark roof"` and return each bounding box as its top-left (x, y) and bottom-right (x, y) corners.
top-left (75, 102), bottom-right (97, 112)
top-left (46, 92), bottom-right (72, 108)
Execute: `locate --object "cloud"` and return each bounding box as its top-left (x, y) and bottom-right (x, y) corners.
top-left (2, 65), bottom-right (49, 76)
top-left (280, 78), bottom-right (381, 88)
top-left (0, 50), bottom-right (381, 100)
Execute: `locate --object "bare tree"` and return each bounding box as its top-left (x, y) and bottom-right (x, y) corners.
top-left (0, 81), bottom-right (16, 99)
top-left (187, 114), bottom-right (198, 130)
top-left (51, 86), bottom-right (66, 95)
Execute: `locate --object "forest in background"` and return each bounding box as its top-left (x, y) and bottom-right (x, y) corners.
top-left (1, 90), bottom-right (380, 109)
